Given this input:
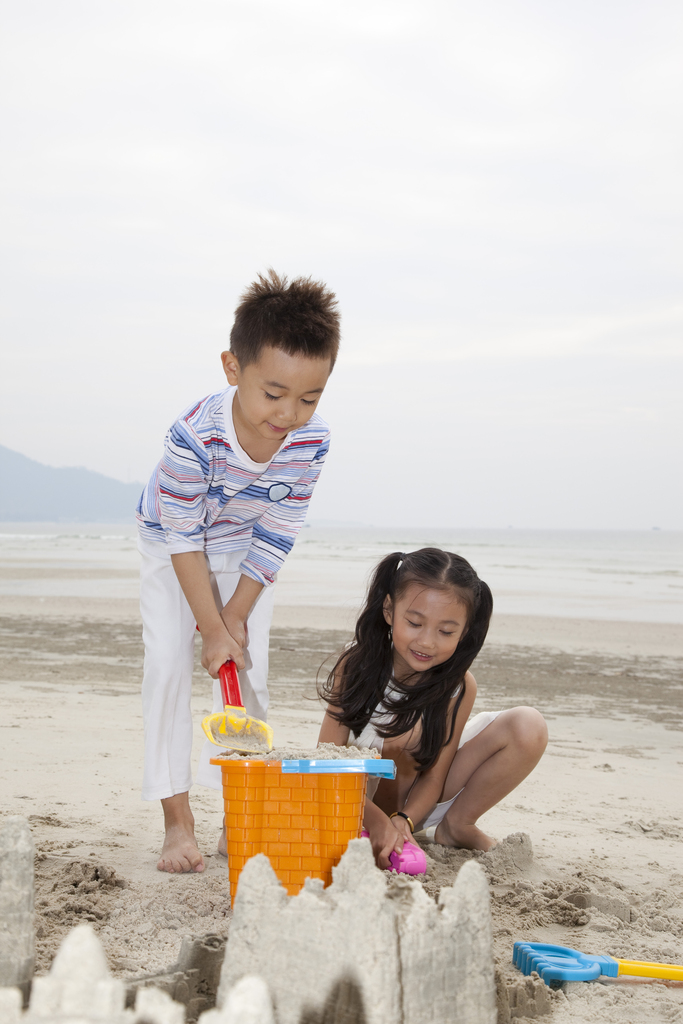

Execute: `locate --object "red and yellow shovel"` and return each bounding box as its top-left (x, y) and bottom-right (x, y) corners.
top-left (202, 660), bottom-right (274, 754)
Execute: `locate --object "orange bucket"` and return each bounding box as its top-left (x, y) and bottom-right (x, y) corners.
top-left (211, 757), bottom-right (394, 899)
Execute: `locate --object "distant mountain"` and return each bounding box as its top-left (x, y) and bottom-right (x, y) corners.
top-left (0, 444), bottom-right (146, 522)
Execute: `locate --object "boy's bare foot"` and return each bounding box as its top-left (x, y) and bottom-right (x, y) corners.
top-left (158, 826), bottom-right (205, 873)
top-left (158, 792), bottom-right (205, 873)
top-left (217, 818), bottom-right (227, 858)
top-left (434, 819), bottom-right (497, 852)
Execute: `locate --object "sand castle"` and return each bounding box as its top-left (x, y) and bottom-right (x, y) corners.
top-left (0, 816), bottom-right (497, 1024)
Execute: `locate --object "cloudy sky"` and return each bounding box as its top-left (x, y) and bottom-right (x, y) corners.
top-left (1, 0), bottom-right (681, 528)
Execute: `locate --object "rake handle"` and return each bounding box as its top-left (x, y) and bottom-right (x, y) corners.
top-left (617, 959), bottom-right (683, 981)
top-left (219, 661), bottom-right (244, 709)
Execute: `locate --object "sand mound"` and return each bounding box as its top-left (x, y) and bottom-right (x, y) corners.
top-left (34, 853), bottom-right (232, 979)
top-left (417, 833), bottom-right (535, 901)
top-left (410, 833), bottom-right (683, 1023)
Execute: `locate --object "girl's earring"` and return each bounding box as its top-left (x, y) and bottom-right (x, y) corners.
top-left (388, 626), bottom-right (393, 642)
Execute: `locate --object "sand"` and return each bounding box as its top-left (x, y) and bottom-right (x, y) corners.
top-left (1, 601), bottom-right (682, 1022)
top-left (213, 743), bottom-right (380, 760)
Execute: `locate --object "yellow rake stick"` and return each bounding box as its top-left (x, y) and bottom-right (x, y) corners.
top-left (616, 959), bottom-right (683, 981)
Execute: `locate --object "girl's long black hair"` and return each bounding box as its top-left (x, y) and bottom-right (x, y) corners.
top-left (319, 547), bottom-right (493, 770)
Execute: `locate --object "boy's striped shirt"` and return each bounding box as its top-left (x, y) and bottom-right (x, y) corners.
top-left (136, 387), bottom-right (330, 586)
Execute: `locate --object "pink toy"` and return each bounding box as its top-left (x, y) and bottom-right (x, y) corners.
top-left (360, 830), bottom-right (427, 875)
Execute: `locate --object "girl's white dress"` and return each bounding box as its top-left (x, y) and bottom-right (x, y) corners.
top-left (353, 682), bottom-right (502, 829)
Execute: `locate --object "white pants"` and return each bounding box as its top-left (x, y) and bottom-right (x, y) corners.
top-left (139, 539), bottom-right (275, 801)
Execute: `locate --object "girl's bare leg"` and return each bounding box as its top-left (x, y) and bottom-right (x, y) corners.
top-left (436, 707), bottom-right (547, 851)
top-left (372, 734), bottom-right (420, 817)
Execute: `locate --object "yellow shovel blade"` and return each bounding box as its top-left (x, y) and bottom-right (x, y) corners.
top-left (201, 706), bottom-right (274, 753)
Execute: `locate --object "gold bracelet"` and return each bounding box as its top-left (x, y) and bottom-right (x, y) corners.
top-left (390, 811), bottom-right (414, 833)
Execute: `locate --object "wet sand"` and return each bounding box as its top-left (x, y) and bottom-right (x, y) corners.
top-left (1, 603), bottom-right (682, 1022)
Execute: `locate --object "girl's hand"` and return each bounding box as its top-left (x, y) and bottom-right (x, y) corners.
top-left (367, 818), bottom-right (405, 870)
top-left (390, 814), bottom-right (415, 847)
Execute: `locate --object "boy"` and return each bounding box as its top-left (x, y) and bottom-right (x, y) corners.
top-left (136, 270), bottom-right (339, 873)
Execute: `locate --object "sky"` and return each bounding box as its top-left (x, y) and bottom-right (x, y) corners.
top-left (1, 0), bottom-right (681, 529)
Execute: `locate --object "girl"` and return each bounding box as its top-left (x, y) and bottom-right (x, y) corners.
top-left (318, 548), bottom-right (547, 869)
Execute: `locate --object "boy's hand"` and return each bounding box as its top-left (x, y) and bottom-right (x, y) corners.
top-left (220, 606), bottom-right (247, 651)
top-left (170, 552), bottom-right (246, 675)
top-left (367, 817), bottom-right (404, 870)
top-left (200, 624), bottom-right (245, 676)
top-left (220, 575), bottom-right (264, 650)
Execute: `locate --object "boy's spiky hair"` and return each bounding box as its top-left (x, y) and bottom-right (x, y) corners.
top-left (230, 269), bottom-right (340, 368)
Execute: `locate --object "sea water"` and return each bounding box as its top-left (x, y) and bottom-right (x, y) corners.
top-left (277, 526), bottom-right (683, 623)
top-left (0, 522), bottom-right (681, 623)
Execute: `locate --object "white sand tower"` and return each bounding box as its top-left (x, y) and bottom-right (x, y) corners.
top-left (218, 837), bottom-right (496, 1024)
top-left (0, 817), bottom-right (35, 998)
top-left (28, 923), bottom-right (127, 1021)
top-left (0, 818), bottom-right (495, 1023)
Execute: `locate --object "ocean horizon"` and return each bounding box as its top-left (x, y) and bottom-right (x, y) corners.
top-left (0, 522), bottom-right (680, 624)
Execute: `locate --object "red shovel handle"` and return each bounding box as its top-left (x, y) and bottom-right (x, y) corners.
top-left (219, 660), bottom-right (243, 709)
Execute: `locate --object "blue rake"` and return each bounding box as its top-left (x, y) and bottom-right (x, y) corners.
top-left (513, 941), bottom-right (683, 986)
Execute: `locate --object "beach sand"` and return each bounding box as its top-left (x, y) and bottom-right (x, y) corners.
top-left (1, 593), bottom-right (682, 1022)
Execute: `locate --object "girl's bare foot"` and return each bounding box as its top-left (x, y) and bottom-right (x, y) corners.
top-left (158, 792), bottom-right (205, 873)
top-left (434, 818), bottom-right (497, 852)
